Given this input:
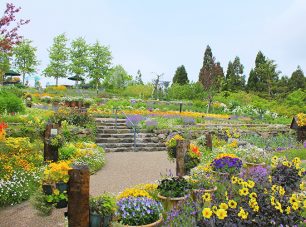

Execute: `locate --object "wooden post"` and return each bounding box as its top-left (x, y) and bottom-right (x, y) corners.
top-left (206, 133), bottom-right (212, 151)
top-left (68, 165), bottom-right (90, 227)
top-left (43, 123), bottom-right (59, 162)
top-left (176, 140), bottom-right (190, 177)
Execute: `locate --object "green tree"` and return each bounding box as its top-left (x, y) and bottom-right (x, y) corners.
top-left (0, 51), bottom-right (10, 82)
top-left (87, 41), bottom-right (112, 93)
top-left (13, 39), bottom-right (39, 85)
top-left (225, 56), bottom-right (245, 91)
top-left (43, 34), bottom-right (69, 86)
top-left (134, 70), bottom-right (144, 85)
top-left (103, 65), bottom-right (132, 89)
top-left (172, 65), bottom-right (189, 85)
top-left (247, 51), bottom-right (279, 97)
top-left (289, 66), bottom-right (306, 91)
top-left (198, 45), bottom-right (224, 112)
top-left (69, 37), bottom-right (89, 81)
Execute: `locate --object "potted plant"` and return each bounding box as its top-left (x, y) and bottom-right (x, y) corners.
top-left (89, 193), bottom-right (117, 227)
top-left (157, 177), bottom-right (191, 210)
top-left (211, 153), bottom-right (242, 177)
top-left (188, 165), bottom-right (217, 202)
top-left (165, 134), bottom-right (184, 161)
top-left (84, 98), bottom-right (94, 108)
top-left (116, 197), bottom-right (163, 226)
top-left (52, 96), bottom-right (61, 107)
top-left (45, 189), bottom-right (68, 209)
top-left (62, 97), bottom-right (71, 107)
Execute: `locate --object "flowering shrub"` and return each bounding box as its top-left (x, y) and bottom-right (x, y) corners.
top-left (211, 153), bottom-right (242, 175)
top-left (0, 122), bottom-right (7, 141)
top-left (271, 156), bottom-right (304, 193)
top-left (185, 144), bottom-right (201, 173)
top-left (134, 183), bottom-right (159, 199)
top-left (200, 176), bottom-right (305, 226)
top-left (188, 165), bottom-right (215, 190)
top-left (240, 165), bottom-right (269, 185)
top-left (296, 113), bottom-right (306, 127)
top-left (116, 197), bottom-right (163, 226)
top-left (43, 161), bottom-right (72, 184)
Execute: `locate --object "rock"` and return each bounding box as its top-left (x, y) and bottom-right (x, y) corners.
top-left (158, 134), bottom-right (166, 140)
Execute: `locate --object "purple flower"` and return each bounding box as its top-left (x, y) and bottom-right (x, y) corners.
top-left (240, 165), bottom-right (269, 183)
top-left (183, 117), bottom-right (195, 125)
top-left (126, 115), bottom-right (145, 128)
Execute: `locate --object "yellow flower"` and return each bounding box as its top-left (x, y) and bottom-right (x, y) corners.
top-left (298, 169), bottom-right (305, 177)
top-left (219, 203), bottom-right (228, 210)
top-left (202, 193), bottom-right (211, 202)
top-left (271, 185), bottom-right (278, 192)
top-left (264, 188), bottom-right (268, 194)
top-left (290, 196), bottom-right (298, 204)
top-left (239, 188), bottom-right (249, 196)
top-left (271, 156), bottom-right (278, 162)
top-left (279, 186), bottom-right (285, 196)
top-left (249, 192), bottom-right (257, 199)
top-left (253, 205), bottom-right (259, 212)
top-left (303, 200), bottom-right (306, 208)
top-left (228, 200), bottom-right (237, 209)
top-left (249, 199), bottom-right (258, 208)
top-left (231, 176), bottom-right (237, 184)
top-left (285, 206), bottom-right (291, 214)
top-left (292, 202), bottom-right (299, 211)
top-left (202, 208), bottom-right (213, 219)
top-left (117, 188), bottom-right (151, 200)
top-left (268, 175), bottom-right (272, 183)
top-left (53, 189), bottom-right (60, 195)
top-left (237, 178), bottom-right (243, 185)
top-left (212, 205), bottom-right (218, 213)
top-left (247, 180), bottom-right (255, 189)
top-left (215, 209), bottom-right (227, 220)
top-left (271, 196), bottom-right (275, 206)
top-left (238, 207), bottom-right (248, 220)
top-left (275, 202), bottom-right (282, 211)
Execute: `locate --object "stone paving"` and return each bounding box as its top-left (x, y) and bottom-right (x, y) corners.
top-left (0, 151), bottom-right (175, 227)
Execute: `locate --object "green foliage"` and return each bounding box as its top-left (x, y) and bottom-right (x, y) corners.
top-left (158, 177), bottom-right (191, 198)
top-left (104, 65), bottom-right (132, 90)
top-left (89, 193), bottom-right (117, 216)
top-left (0, 90), bottom-right (25, 114)
top-left (172, 65), bottom-right (189, 85)
top-left (0, 51), bottom-right (10, 79)
top-left (69, 37), bottom-right (89, 80)
top-left (121, 84), bottom-right (153, 99)
top-left (43, 34), bottom-right (69, 86)
top-left (13, 39), bottom-right (39, 85)
top-left (274, 148), bottom-right (306, 161)
top-left (167, 82), bottom-right (207, 100)
top-left (225, 56), bottom-right (245, 91)
top-left (87, 41), bottom-right (112, 90)
top-left (289, 66), bottom-right (306, 91)
top-left (30, 190), bottom-right (53, 216)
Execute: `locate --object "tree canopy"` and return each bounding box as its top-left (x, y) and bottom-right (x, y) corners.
top-left (172, 65), bottom-right (189, 85)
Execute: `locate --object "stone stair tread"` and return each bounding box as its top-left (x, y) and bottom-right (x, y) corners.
top-left (102, 147), bottom-right (167, 152)
top-left (98, 142), bottom-right (166, 148)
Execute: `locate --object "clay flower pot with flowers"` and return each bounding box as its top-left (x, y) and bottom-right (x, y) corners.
top-left (157, 177), bottom-right (191, 211)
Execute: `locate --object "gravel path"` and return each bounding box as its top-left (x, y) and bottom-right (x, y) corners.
top-left (0, 151), bottom-right (175, 227)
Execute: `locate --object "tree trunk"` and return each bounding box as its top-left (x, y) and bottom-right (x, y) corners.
top-left (96, 81), bottom-right (99, 94)
top-left (23, 73), bottom-right (25, 85)
top-left (56, 77), bottom-right (58, 86)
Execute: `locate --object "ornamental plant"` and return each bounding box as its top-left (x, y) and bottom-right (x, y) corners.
top-left (158, 177), bottom-right (191, 198)
top-left (0, 122), bottom-right (7, 141)
top-left (211, 153), bottom-right (242, 175)
top-left (188, 165), bottom-right (216, 190)
top-left (185, 143), bottom-right (201, 173)
top-left (200, 176), bottom-right (305, 226)
top-left (296, 113), bottom-right (306, 127)
top-left (89, 193), bottom-right (117, 216)
top-left (43, 161), bottom-right (72, 184)
top-left (165, 134), bottom-right (184, 160)
top-left (116, 197), bottom-right (163, 226)
top-left (271, 156), bottom-right (305, 193)
top-left (117, 188), bottom-right (151, 200)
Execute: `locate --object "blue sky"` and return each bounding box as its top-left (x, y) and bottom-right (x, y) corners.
top-left (2, 0), bottom-right (306, 86)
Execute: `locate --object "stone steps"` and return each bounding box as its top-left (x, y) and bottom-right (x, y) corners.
top-left (95, 117), bottom-right (166, 153)
top-left (100, 146), bottom-right (167, 152)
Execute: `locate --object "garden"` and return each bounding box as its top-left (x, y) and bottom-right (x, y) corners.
top-left (0, 84), bottom-right (305, 226)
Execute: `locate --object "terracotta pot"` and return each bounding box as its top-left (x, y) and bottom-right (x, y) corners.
top-left (157, 193), bottom-right (186, 211)
top-left (71, 101), bottom-right (77, 107)
top-left (192, 186), bottom-right (217, 202)
top-left (124, 215), bottom-right (163, 227)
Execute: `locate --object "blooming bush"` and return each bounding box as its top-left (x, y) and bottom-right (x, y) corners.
top-left (116, 197), bottom-right (163, 226)
top-left (158, 177), bottom-right (191, 198)
top-left (271, 156), bottom-right (304, 193)
top-left (296, 113), bottom-right (306, 127)
top-left (211, 153), bottom-right (242, 175)
top-left (43, 161), bottom-right (72, 184)
top-left (185, 144), bottom-right (201, 173)
top-left (188, 165), bottom-right (215, 190)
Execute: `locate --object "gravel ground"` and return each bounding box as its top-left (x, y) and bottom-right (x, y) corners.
top-left (0, 151), bottom-right (175, 227)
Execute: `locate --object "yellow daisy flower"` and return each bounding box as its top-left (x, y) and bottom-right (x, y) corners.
top-left (202, 208), bottom-right (213, 219)
top-left (215, 209), bottom-right (227, 220)
top-left (228, 200), bottom-right (237, 209)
